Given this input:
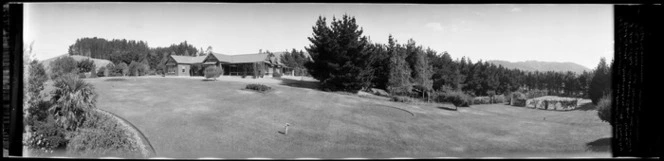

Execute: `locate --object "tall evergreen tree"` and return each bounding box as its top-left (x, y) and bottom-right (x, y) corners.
top-left (386, 35), bottom-right (412, 94)
top-left (589, 57), bottom-right (611, 104)
top-left (304, 14), bottom-right (372, 91)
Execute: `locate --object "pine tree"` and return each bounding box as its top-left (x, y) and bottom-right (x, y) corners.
top-left (304, 14), bottom-right (372, 91)
top-left (589, 57), bottom-right (611, 104)
top-left (386, 35), bottom-right (411, 95)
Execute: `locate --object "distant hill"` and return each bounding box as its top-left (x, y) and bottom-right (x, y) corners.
top-left (41, 54), bottom-right (113, 75)
top-left (487, 60), bottom-right (591, 74)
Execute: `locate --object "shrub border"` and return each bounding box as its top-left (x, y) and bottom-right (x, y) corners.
top-left (93, 109), bottom-right (156, 158)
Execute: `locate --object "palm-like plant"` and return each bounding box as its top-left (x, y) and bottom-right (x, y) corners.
top-left (49, 73), bottom-right (97, 131)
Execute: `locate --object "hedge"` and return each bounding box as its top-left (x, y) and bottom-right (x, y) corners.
top-left (525, 96), bottom-right (579, 111)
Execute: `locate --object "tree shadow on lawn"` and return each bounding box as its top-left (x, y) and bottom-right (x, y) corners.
top-left (586, 137), bottom-right (611, 152)
top-left (437, 103), bottom-right (458, 111)
top-left (104, 78), bottom-right (128, 82)
top-left (279, 78), bottom-right (320, 90)
top-left (575, 102), bottom-right (596, 111)
top-left (201, 78), bottom-right (218, 81)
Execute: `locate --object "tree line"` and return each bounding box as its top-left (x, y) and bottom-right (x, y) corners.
top-left (68, 37), bottom-right (201, 73)
top-left (304, 14), bottom-right (612, 104)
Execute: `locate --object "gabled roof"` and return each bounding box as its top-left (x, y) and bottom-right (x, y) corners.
top-left (209, 52), bottom-right (286, 64)
top-left (210, 53), bottom-right (233, 63)
top-left (174, 52), bottom-right (290, 67)
top-left (170, 55), bottom-right (207, 64)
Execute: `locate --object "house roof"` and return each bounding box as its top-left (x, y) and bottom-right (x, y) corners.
top-left (170, 55), bottom-right (207, 64)
top-left (173, 52), bottom-right (290, 67)
top-left (210, 53), bottom-right (233, 63)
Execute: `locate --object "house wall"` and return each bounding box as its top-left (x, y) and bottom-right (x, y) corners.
top-left (177, 64), bottom-right (191, 76)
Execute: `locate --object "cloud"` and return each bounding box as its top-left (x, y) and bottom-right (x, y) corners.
top-left (510, 7), bottom-right (522, 12)
top-left (425, 22), bottom-right (444, 31)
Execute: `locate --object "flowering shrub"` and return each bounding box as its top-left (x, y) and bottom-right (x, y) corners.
top-left (67, 110), bottom-right (142, 157)
top-left (24, 115), bottom-right (68, 153)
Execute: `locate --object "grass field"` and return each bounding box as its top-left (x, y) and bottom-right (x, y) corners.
top-left (70, 76), bottom-right (610, 158)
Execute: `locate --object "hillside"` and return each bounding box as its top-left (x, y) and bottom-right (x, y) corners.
top-left (41, 54), bottom-right (112, 75)
top-left (487, 60), bottom-right (591, 74)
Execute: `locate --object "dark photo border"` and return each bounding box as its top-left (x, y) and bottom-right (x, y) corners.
top-left (3, 1), bottom-right (662, 159)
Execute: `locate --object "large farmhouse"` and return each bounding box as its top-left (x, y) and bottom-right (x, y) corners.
top-left (165, 52), bottom-right (293, 77)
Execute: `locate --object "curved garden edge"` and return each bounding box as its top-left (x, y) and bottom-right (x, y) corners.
top-left (93, 109), bottom-right (156, 158)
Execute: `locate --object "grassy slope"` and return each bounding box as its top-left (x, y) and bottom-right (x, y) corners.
top-left (79, 77), bottom-right (610, 158)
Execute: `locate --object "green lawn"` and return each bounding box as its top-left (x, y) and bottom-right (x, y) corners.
top-left (79, 76), bottom-right (610, 158)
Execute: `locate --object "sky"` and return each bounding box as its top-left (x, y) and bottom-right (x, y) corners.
top-left (25, 3), bottom-right (613, 69)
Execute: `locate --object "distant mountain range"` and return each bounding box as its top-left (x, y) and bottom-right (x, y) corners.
top-left (487, 60), bottom-right (591, 74)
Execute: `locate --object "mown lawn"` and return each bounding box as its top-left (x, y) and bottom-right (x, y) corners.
top-left (82, 76), bottom-right (610, 158)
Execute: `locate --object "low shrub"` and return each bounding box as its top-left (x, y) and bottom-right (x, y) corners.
top-left (25, 100), bottom-right (52, 127)
top-left (493, 95), bottom-right (506, 104)
top-left (511, 92), bottom-right (527, 107)
top-left (597, 94), bottom-right (612, 125)
top-left (204, 66), bottom-right (222, 80)
top-left (78, 72), bottom-right (86, 79)
top-left (24, 115), bottom-right (68, 153)
top-left (67, 110), bottom-right (141, 157)
top-left (432, 90), bottom-right (472, 107)
top-left (504, 92), bottom-right (512, 104)
top-left (245, 84), bottom-right (272, 92)
top-left (97, 67), bottom-right (106, 77)
top-left (473, 96), bottom-right (491, 104)
top-left (273, 72), bottom-right (282, 78)
top-left (391, 96), bottom-right (414, 103)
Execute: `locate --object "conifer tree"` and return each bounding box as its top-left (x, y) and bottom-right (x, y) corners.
top-left (305, 14), bottom-right (372, 91)
top-left (386, 35), bottom-right (411, 95)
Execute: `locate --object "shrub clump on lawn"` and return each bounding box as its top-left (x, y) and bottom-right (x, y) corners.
top-left (432, 90), bottom-right (473, 107)
top-left (272, 72), bottom-right (283, 79)
top-left (510, 92), bottom-right (527, 107)
top-left (204, 66), bottom-right (222, 80)
top-left (67, 110), bottom-right (142, 158)
top-left (472, 96), bottom-right (491, 104)
top-left (492, 95), bottom-right (506, 104)
top-left (246, 84), bottom-right (272, 93)
top-left (597, 93), bottom-right (612, 125)
top-left (391, 95), bottom-right (414, 103)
